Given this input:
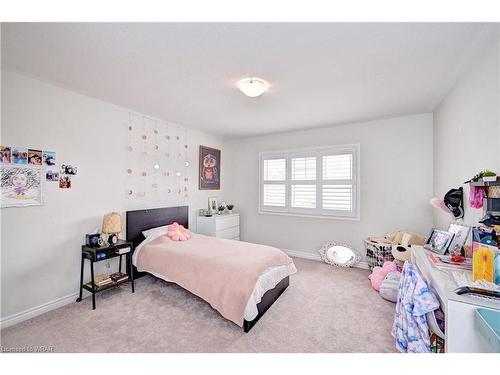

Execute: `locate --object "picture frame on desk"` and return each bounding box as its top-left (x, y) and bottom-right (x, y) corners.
top-left (447, 222), bottom-right (471, 253)
top-left (425, 228), bottom-right (455, 255)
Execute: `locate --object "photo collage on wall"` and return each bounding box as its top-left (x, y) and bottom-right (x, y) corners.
top-left (125, 112), bottom-right (190, 205)
top-left (1, 145), bottom-right (78, 207)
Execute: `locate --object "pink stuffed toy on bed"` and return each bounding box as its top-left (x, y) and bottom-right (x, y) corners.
top-left (167, 222), bottom-right (192, 241)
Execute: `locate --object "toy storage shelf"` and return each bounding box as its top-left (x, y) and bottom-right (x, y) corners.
top-left (484, 198), bottom-right (500, 212)
top-left (470, 180), bottom-right (500, 187)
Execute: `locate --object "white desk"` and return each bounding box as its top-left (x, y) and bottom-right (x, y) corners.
top-left (412, 246), bottom-right (499, 352)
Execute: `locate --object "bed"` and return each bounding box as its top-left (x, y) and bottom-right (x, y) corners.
top-left (126, 205), bottom-right (296, 332)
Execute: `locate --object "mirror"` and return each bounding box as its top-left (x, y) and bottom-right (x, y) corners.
top-left (319, 242), bottom-right (360, 267)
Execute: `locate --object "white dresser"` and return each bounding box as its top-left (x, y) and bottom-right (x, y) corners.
top-left (196, 213), bottom-right (240, 240)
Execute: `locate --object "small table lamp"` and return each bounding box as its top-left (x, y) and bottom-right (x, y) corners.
top-left (102, 212), bottom-right (122, 245)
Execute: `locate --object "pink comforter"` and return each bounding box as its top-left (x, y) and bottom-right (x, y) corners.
top-left (136, 234), bottom-right (293, 326)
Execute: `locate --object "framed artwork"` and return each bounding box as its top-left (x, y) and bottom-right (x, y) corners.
top-left (425, 228), bottom-right (455, 255)
top-left (447, 222), bottom-right (471, 252)
top-left (208, 197), bottom-right (218, 213)
top-left (1, 166), bottom-right (43, 207)
top-left (199, 145), bottom-right (221, 190)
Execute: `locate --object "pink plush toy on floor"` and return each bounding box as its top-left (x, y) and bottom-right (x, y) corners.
top-left (368, 261), bottom-right (398, 291)
top-left (167, 222), bottom-right (192, 241)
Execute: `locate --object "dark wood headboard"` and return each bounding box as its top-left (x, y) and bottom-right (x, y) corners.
top-left (126, 205), bottom-right (189, 250)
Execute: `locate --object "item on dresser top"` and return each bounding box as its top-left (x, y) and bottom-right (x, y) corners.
top-left (424, 228), bottom-right (455, 255)
top-left (392, 262), bottom-right (441, 353)
top-left (217, 205), bottom-right (225, 214)
top-left (208, 197), bottom-right (217, 214)
top-left (226, 204), bottom-right (234, 214)
top-left (319, 242), bottom-right (360, 268)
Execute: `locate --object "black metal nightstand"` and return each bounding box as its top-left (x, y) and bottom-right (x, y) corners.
top-left (76, 239), bottom-right (135, 309)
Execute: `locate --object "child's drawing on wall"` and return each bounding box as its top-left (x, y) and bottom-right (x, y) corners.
top-left (1, 166), bottom-right (42, 207)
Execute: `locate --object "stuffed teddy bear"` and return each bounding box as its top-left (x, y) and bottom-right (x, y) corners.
top-left (377, 233), bottom-right (424, 303)
top-left (368, 261), bottom-right (398, 291)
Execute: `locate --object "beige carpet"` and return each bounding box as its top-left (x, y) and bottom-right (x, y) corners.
top-left (0, 258), bottom-right (397, 352)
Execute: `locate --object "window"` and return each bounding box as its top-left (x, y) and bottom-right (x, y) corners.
top-left (259, 144), bottom-right (359, 219)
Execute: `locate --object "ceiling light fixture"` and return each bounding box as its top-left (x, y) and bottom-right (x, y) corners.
top-left (237, 77), bottom-right (269, 98)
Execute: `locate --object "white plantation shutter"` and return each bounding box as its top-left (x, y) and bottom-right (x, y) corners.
top-left (263, 184), bottom-right (286, 207)
top-left (291, 185), bottom-right (316, 208)
top-left (322, 185), bottom-right (353, 211)
top-left (262, 157), bottom-right (286, 208)
top-left (291, 157), bottom-right (316, 180)
top-left (321, 152), bottom-right (355, 212)
top-left (264, 159), bottom-right (286, 181)
top-left (323, 154), bottom-right (352, 180)
top-left (260, 144), bottom-right (359, 218)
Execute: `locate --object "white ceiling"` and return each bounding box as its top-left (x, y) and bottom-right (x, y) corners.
top-left (1, 23), bottom-right (495, 138)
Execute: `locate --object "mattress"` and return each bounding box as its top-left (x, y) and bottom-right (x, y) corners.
top-left (133, 233), bottom-right (297, 321)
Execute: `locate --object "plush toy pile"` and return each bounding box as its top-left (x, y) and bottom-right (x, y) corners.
top-left (368, 230), bottom-right (425, 302)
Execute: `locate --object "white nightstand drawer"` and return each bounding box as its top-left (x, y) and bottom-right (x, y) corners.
top-left (215, 215), bottom-right (239, 231)
top-left (216, 226), bottom-right (240, 239)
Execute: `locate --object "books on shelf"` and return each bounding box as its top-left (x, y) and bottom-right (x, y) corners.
top-left (109, 272), bottom-right (128, 283)
top-left (93, 274), bottom-right (113, 286)
top-left (115, 247), bottom-right (131, 255)
top-left (428, 253), bottom-right (472, 271)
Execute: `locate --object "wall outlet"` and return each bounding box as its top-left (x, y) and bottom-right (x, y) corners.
top-left (105, 261), bottom-right (110, 269)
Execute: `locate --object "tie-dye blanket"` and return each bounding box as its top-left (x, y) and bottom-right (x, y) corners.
top-left (391, 261), bottom-right (440, 353)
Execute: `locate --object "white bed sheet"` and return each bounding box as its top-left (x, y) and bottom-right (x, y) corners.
top-left (132, 232), bottom-right (297, 321)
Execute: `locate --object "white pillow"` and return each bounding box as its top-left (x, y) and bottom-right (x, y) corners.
top-left (142, 225), bottom-right (169, 238)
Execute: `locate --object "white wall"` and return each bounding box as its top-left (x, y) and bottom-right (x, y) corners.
top-left (1, 70), bottom-right (226, 320)
top-left (433, 30), bottom-right (500, 229)
top-left (225, 114), bottom-right (434, 259)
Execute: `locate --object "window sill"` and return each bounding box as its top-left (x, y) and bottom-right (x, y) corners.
top-left (258, 209), bottom-right (360, 221)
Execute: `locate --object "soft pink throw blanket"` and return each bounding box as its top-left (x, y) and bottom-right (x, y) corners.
top-left (137, 234), bottom-right (294, 326)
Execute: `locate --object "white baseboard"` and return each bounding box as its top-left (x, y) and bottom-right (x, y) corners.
top-left (283, 248), bottom-right (370, 270)
top-left (0, 292), bottom-right (79, 330)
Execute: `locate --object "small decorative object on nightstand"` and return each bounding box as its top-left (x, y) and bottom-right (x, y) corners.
top-left (197, 212), bottom-right (240, 240)
top-left (76, 239), bottom-right (134, 310)
top-left (102, 212), bottom-right (122, 245)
